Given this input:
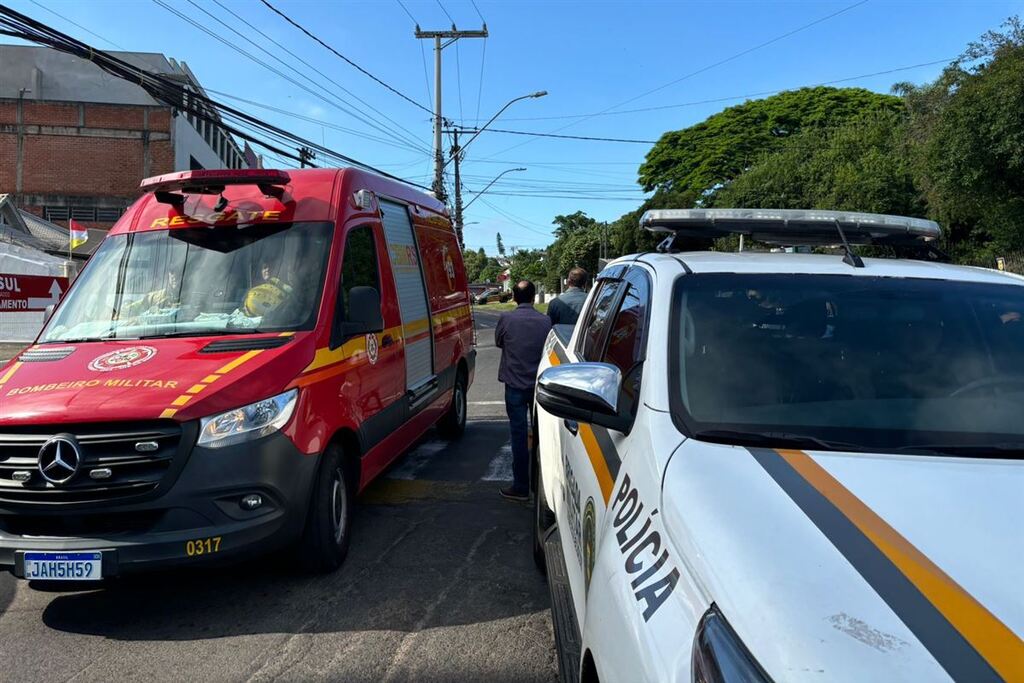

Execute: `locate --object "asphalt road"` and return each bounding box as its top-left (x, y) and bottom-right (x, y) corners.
top-left (0, 311), bottom-right (557, 682)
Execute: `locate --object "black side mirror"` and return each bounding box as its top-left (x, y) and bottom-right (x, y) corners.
top-left (332, 286), bottom-right (384, 348)
top-left (536, 362), bottom-right (632, 434)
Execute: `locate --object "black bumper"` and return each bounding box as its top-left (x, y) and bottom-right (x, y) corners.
top-left (0, 430), bottom-right (319, 578)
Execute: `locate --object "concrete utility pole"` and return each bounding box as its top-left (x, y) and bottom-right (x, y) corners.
top-left (298, 146), bottom-right (316, 168)
top-left (415, 24), bottom-right (488, 203)
top-left (452, 129), bottom-right (464, 248)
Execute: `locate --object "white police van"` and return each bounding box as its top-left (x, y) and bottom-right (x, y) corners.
top-left (532, 209), bottom-right (1024, 683)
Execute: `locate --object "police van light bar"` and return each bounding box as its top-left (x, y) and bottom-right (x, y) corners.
top-left (142, 170), bottom-right (292, 206)
top-left (641, 208), bottom-right (940, 246)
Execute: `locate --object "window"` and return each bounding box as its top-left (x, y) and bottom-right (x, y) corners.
top-left (579, 280), bottom-right (623, 361)
top-left (336, 225), bottom-right (381, 331)
top-left (603, 268), bottom-right (651, 373)
top-left (44, 207), bottom-right (69, 222)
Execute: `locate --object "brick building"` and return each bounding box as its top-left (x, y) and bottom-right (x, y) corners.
top-left (0, 44), bottom-right (255, 234)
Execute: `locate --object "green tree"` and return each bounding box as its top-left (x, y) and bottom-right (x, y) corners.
top-left (496, 232), bottom-right (506, 257)
top-left (509, 248), bottom-right (546, 285)
top-left (638, 87), bottom-right (903, 202)
top-left (462, 247), bottom-right (487, 283)
top-left (902, 17), bottom-right (1024, 260)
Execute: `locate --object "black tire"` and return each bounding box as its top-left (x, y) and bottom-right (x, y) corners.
top-left (298, 445), bottom-right (353, 573)
top-left (437, 369), bottom-right (468, 439)
top-left (533, 458), bottom-right (556, 574)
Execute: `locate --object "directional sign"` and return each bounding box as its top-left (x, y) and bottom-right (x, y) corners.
top-left (0, 274), bottom-right (69, 312)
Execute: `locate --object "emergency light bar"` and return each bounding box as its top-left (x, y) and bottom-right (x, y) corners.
top-left (641, 208), bottom-right (940, 247)
top-left (140, 169), bottom-right (291, 195)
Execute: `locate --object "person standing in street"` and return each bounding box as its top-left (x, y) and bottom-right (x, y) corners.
top-left (495, 280), bottom-right (552, 501)
top-left (547, 267), bottom-right (589, 326)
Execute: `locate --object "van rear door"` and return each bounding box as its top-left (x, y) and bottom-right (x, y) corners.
top-left (379, 200), bottom-right (434, 392)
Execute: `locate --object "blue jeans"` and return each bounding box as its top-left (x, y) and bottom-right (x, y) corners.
top-left (504, 385), bottom-right (534, 494)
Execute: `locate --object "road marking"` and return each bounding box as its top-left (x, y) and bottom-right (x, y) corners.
top-left (386, 440), bottom-right (448, 480)
top-left (470, 400), bottom-right (505, 406)
top-left (481, 443), bottom-right (513, 481)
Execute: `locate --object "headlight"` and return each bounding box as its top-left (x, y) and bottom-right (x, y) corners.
top-left (692, 606), bottom-right (773, 683)
top-left (197, 389), bottom-right (298, 449)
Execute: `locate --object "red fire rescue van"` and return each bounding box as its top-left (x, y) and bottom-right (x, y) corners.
top-left (0, 167), bottom-right (474, 580)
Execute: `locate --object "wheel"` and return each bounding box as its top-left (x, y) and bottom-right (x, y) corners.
top-left (533, 455), bottom-right (556, 574)
top-left (437, 369), bottom-right (468, 439)
top-left (298, 445), bottom-right (353, 573)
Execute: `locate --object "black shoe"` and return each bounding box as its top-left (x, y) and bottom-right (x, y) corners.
top-left (499, 486), bottom-right (529, 502)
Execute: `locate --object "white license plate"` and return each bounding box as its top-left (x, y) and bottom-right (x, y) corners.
top-left (23, 552), bottom-right (102, 581)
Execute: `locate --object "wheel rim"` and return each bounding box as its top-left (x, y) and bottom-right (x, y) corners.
top-left (330, 467), bottom-right (346, 544)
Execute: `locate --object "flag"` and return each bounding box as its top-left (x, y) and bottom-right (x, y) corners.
top-left (69, 219), bottom-right (88, 251)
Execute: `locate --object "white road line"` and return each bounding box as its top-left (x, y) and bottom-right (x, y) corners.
top-left (470, 400), bottom-right (505, 406)
top-left (481, 443), bottom-right (513, 482)
top-left (385, 440), bottom-right (448, 480)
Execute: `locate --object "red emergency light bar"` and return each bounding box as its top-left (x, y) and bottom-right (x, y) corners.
top-left (140, 169), bottom-right (291, 194)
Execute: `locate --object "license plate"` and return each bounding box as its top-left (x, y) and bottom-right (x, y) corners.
top-left (23, 552), bottom-right (102, 581)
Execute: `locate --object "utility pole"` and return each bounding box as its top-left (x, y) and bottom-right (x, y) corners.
top-left (415, 24), bottom-right (488, 203)
top-left (451, 129), bottom-right (464, 248)
top-left (298, 146), bottom-right (316, 168)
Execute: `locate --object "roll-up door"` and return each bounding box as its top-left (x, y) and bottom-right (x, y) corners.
top-left (379, 200), bottom-right (434, 390)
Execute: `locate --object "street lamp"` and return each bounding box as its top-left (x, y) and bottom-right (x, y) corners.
top-left (445, 91), bottom-right (547, 167)
top-left (463, 167), bottom-right (526, 211)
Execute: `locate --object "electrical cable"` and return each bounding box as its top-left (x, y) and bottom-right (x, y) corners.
top-left (259, 0), bottom-right (433, 115)
top-left (456, 127), bottom-right (656, 144)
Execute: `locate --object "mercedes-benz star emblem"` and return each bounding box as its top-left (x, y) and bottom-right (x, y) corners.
top-left (37, 435), bottom-right (82, 485)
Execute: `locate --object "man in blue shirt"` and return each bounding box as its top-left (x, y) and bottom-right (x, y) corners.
top-left (547, 267), bottom-right (589, 326)
top-left (495, 280), bottom-right (552, 501)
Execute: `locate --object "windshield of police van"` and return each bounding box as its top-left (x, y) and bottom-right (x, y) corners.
top-left (673, 273), bottom-right (1024, 454)
top-left (40, 222), bottom-right (333, 342)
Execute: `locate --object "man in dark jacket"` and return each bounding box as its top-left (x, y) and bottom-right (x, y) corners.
top-left (495, 280), bottom-right (552, 501)
top-left (547, 267), bottom-right (589, 326)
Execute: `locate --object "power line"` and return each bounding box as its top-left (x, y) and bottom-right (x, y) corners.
top-left (0, 5), bottom-right (430, 189)
top-left (462, 57), bottom-right (955, 122)
top-left (469, 0), bottom-right (486, 23)
top-left (28, 0), bottom-right (124, 49)
top-left (475, 37), bottom-right (487, 122)
top-left (484, 0), bottom-right (870, 159)
top-left (154, 0), bottom-right (430, 155)
top-left (259, 0), bottom-right (433, 115)
top-left (456, 126), bottom-right (656, 144)
top-left (395, 0), bottom-right (418, 24)
top-left (209, 0), bottom-right (430, 153)
top-left (435, 0), bottom-right (456, 24)
top-left (455, 39), bottom-right (465, 124)
top-left (477, 198), bottom-right (554, 238)
top-left (469, 191), bottom-right (646, 201)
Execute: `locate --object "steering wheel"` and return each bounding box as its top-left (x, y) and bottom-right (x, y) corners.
top-left (949, 375), bottom-right (1024, 397)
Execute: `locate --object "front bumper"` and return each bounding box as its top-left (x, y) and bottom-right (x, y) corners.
top-left (0, 430), bottom-right (319, 577)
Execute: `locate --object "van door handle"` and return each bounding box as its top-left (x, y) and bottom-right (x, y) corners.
top-left (564, 419), bottom-right (578, 435)
top-left (382, 334), bottom-right (394, 348)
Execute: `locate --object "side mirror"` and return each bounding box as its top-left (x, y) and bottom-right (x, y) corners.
top-left (333, 286), bottom-right (384, 347)
top-left (536, 362), bottom-right (631, 434)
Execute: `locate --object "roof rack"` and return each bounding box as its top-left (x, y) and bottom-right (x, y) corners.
top-left (641, 208), bottom-right (943, 267)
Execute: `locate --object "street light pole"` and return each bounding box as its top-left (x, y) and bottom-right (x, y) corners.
top-left (462, 167), bottom-right (526, 211)
top-left (445, 90), bottom-right (547, 169)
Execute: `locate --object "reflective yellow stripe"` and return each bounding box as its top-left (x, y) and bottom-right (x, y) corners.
top-left (202, 375), bottom-right (220, 384)
top-left (159, 408), bottom-right (178, 419)
top-left (171, 395), bottom-right (192, 407)
top-left (778, 449), bottom-right (1024, 681)
top-left (215, 350), bottom-right (263, 375)
top-left (0, 362), bottom-right (23, 386)
top-left (579, 423), bottom-right (614, 504)
top-left (304, 324), bottom-right (403, 373)
top-left (186, 384), bottom-right (206, 395)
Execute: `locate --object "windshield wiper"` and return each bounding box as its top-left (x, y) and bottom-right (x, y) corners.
top-left (40, 336), bottom-right (138, 344)
top-left (895, 442), bottom-right (1024, 458)
top-left (137, 330), bottom-right (241, 339)
top-left (691, 429), bottom-right (861, 452)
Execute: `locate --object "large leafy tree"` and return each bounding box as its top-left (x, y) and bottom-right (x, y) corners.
top-left (901, 17), bottom-right (1024, 259)
top-left (638, 87), bottom-right (903, 203)
top-left (509, 248), bottom-right (547, 285)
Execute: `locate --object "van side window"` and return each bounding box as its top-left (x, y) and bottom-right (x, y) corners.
top-left (336, 225), bottom-right (381, 329)
top-left (579, 280), bottom-right (624, 361)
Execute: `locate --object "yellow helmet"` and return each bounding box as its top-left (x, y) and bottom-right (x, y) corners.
top-left (244, 283), bottom-right (287, 317)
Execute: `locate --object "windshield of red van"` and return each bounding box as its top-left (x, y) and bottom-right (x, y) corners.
top-left (41, 222), bottom-right (333, 342)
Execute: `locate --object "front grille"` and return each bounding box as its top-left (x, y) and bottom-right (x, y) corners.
top-left (0, 421), bottom-right (182, 505)
top-left (18, 346), bottom-right (77, 362)
top-left (0, 510), bottom-right (164, 536)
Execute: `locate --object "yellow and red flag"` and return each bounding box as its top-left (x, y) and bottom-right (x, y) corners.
top-left (69, 219), bottom-right (88, 250)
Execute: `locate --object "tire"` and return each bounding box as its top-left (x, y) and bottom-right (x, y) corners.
top-left (298, 445), bottom-right (353, 573)
top-left (533, 456), bottom-right (556, 574)
top-left (437, 369), bottom-right (468, 439)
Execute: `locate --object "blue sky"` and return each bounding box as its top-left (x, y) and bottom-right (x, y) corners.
top-left (5, 0), bottom-right (1022, 252)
